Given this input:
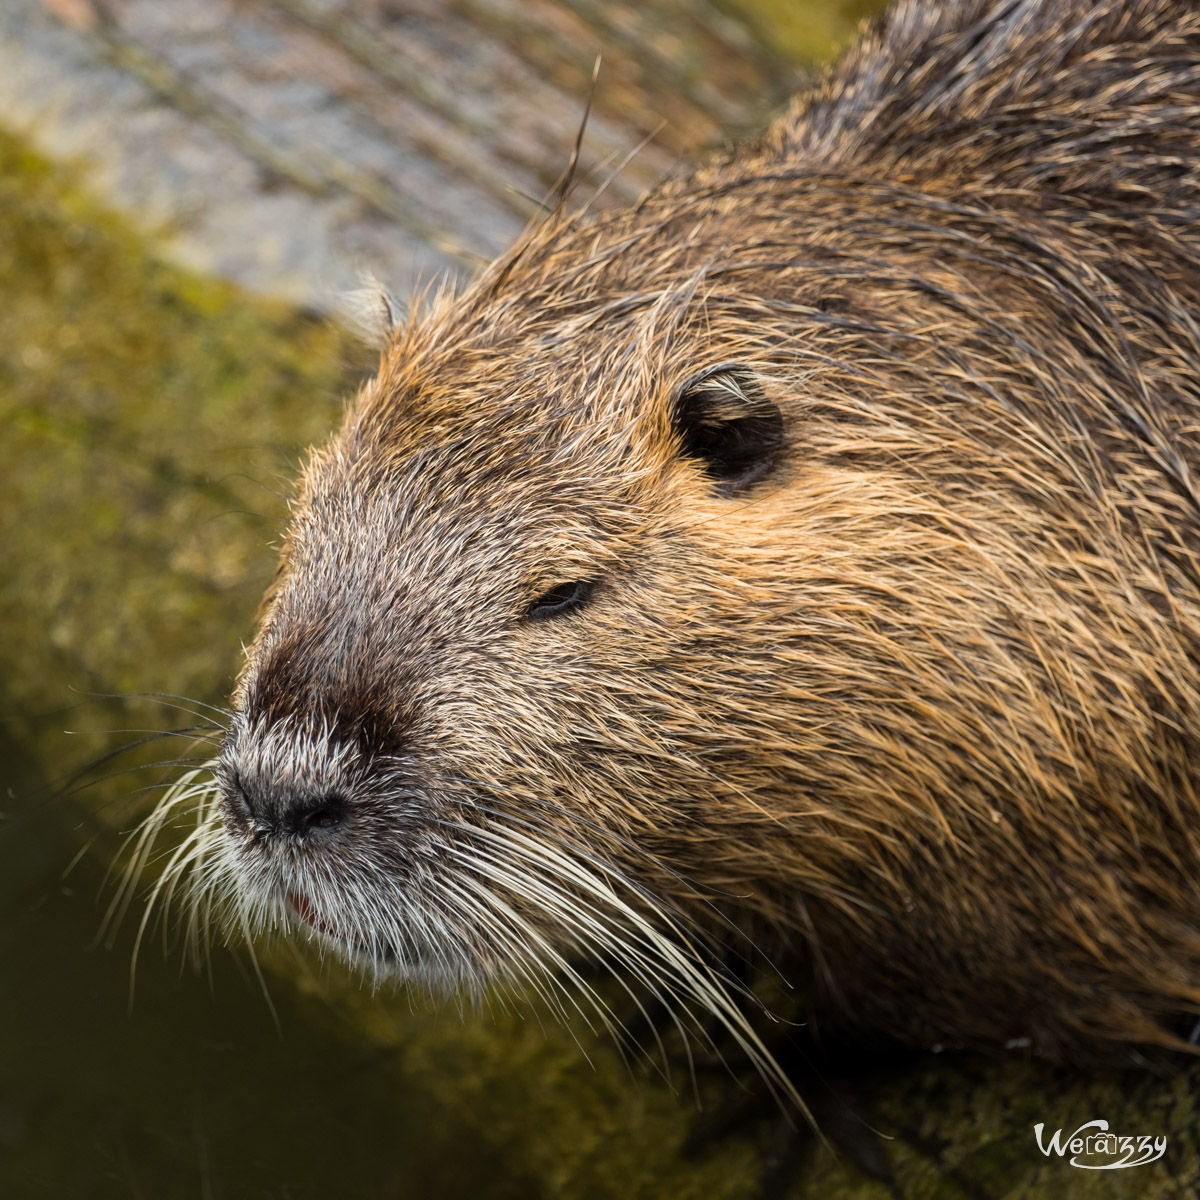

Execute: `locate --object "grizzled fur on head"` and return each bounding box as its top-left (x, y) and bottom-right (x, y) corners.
top-left (147, 0), bottom-right (1200, 1062)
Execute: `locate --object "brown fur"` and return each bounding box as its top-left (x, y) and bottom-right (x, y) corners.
top-left (215, 0), bottom-right (1200, 1059)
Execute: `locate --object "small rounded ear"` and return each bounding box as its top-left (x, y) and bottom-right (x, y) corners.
top-left (672, 364), bottom-right (784, 495)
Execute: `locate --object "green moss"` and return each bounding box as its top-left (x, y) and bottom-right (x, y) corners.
top-left (719, 0), bottom-right (887, 67)
top-left (0, 128), bottom-right (357, 730)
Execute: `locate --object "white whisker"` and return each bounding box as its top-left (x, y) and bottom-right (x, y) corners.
top-left (122, 748), bottom-right (807, 1126)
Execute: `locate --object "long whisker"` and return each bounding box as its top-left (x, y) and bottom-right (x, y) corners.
top-left (445, 843), bottom-right (678, 1081)
top-left (438, 814), bottom-right (812, 1126)
top-left (104, 764), bottom-right (222, 949)
top-left (55, 728), bottom-right (223, 810)
top-left (75, 689), bottom-right (234, 726)
top-left (444, 775), bottom-right (788, 982)
top-left (119, 753), bottom-right (809, 1126)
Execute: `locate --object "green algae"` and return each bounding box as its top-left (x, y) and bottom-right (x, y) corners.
top-left (723, 0), bottom-right (886, 67)
top-left (0, 130), bottom-right (355, 723)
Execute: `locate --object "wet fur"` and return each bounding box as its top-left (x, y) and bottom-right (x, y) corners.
top-left (152, 0), bottom-right (1200, 1062)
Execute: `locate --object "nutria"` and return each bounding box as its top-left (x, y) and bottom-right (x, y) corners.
top-left (142, 0), bottom-right (1200, 1068)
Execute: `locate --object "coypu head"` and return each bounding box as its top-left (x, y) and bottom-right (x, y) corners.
top-left (146, 0), bottom-right (1200, 1061)
top-left (215, 266), bottom-right (798, 997)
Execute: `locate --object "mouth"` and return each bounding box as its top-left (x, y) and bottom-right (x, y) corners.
top-left (287, 891), bottom-right (342, 940)
top-left (287, 891), bottom-right (400, 965)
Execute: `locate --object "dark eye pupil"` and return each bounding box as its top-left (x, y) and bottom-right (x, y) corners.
top-left (528, 579), bottom-right (595, 619)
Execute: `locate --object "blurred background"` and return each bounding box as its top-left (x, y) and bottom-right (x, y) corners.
top-left (3, 1), bottom-right (1194, 1197)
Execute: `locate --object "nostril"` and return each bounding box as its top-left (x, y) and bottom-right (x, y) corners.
top-left (292, 795), bottom-right (348, 837)
top-left (222, 770), bottom-right (254, 824)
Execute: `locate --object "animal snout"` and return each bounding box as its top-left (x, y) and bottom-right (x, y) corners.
top-left (218, 709), bottom-right (365, 846)
top-left (223, 768), bottom-right (351, 842)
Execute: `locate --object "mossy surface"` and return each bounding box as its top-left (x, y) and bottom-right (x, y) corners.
top-left (723, 0), bottom-right (885, 66)
top-left (3, 42), bottom-right (1200, 1200)
top-left (0, 129), bottom-right (353, 721)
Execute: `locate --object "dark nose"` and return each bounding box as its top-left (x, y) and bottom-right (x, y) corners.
top-left (282, 794), bottom-right (348, 837)
top-left (225, 771), bottom-right (348, 840)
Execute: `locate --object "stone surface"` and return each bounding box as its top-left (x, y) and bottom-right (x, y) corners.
top-left (0, 0), bottom-right (796, 307)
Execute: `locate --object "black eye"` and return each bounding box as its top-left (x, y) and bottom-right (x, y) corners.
top-left (674, 364), bottom-right (784, 495)
top-left (528, 579), bottom-right (596, 620)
